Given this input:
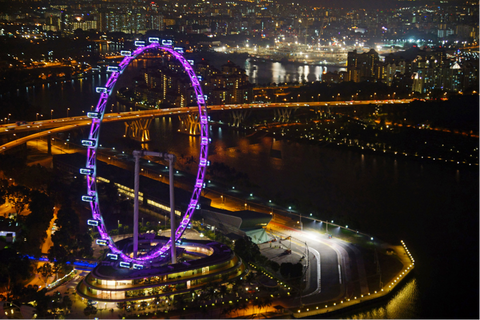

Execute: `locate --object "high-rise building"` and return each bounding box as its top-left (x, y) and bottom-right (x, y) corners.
top-left (347, 49), bottom-right (381, 82)
top-left (99, 8), bottom-right (148, 33)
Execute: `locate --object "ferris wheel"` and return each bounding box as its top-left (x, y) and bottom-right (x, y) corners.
top-left (80, 39), bottom-right (209, 268)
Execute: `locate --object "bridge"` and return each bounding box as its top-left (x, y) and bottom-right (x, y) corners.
top-left (0, 99), bottom-right (412, 153)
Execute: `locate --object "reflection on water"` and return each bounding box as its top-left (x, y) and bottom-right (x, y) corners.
top-left (271, 62), bottom-right (284, 84)
top-left (343, 278), bottom-right (418, 319)
top-left (97, 42), bottom-right (124, 54)
top-left (314, 66), bottom-right (322, 81)
top-left (243, 58), bottom-right (347, 84)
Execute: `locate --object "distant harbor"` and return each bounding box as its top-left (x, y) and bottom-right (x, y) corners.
top-left (247, 55), bottom-right (347, 67)
top-left (193, 52), bottom-right (345, 84)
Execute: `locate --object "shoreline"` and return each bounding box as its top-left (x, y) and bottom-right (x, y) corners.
top-left (291, 240), bottom-right (415, 318)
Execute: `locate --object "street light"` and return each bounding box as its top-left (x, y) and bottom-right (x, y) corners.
top-left (36, 113), bottom-right (39, 121)
top-left (51, 109), bottom-right (54, 120)
top-left (67, 108), bottom-right (70, 117)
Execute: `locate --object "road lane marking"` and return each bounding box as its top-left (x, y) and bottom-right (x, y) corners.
top-left (303, 247), bottom-right (321, 297)
top-left (338, 265), bottom-right (342, 284)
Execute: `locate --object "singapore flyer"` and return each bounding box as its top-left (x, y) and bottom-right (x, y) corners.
top-left (80, 39), bottom-right (209, 267)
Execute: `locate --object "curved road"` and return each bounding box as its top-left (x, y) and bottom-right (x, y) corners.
top-left (267, 222), bottom-right (347, 307)
top-left (0, 99), bottom-right (413, 153)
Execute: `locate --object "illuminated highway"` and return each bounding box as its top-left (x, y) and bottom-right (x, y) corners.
top-left (0, 99), bottom-right (413, 153)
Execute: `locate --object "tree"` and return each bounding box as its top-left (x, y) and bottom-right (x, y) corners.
top-left (219, 285), bottom-right (228, 298)
top-left (220, 305), bottom-right (231, 317)
top-left (6, 185), bottom-right (30, 216)
top-left (280, 262), bottom-right (293, 279)
top-left (52, 226), bottom-right (75, 251)
top-left (76, 232), bottom-right (93, 258)
top-left (260, 296), bottom-right (273, 313)
top-left (18, 190), bottom-right (54, 257)
top-left (48, 244), bottom-right (70, 279)
top-left (27, 190), bottom-right (53, 224)
top-left (253, 297), bottom-right (262, 314)
top-left (0, 247), bottom-right (31, 299)
top-left (51, 201), bottom-right (86, 264)
top-left (234, 236), bottom-right (260, 262)
top-left (56, 205), bottom-right (79, 236)
top-left (0, 179), bottom-right (9, 205)
top-left (269, 260), bottom-right (280, 273)
top-left (83, 305), bottom-right (97, 318)
top-left (37, 263), bottom-right (53, 287)
top-left (239, 302), bottom-right (248, 317)
top-left (280, 262), bottom-right (303, 279)
top-left (31, 288), bottom-right (50, 318)
top-left (205, 284), bottom-right (219, 302)
top-left (63, 295), bottom-right (73, 310)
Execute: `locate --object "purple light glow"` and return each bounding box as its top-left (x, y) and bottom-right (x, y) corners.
top-left (84, 43), bottom-right (208, 265)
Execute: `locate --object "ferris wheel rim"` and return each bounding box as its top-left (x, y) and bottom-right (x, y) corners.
top-left (82, 43), bottom-right (209, 266)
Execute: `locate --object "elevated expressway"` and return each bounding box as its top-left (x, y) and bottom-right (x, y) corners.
top-left (0, 99), bottom-right (412, 153)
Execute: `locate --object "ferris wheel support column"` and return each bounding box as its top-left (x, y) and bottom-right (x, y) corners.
top-left (133, 151), bottom-right (142, 259)
top-left (132, 150), bottom-right (177, 262)
top-left (169, 156), bottom-right (176, 264)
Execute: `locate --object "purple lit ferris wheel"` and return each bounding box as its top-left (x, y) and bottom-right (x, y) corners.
top-left (80, 39), bottom-right (209, 267)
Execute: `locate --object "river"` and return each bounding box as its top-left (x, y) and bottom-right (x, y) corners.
top-left (5, 56), bottom-right (479, 319)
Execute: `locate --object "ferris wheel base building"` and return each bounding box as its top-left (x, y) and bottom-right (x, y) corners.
top-left (76, 236), bottom-right (245, 303)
